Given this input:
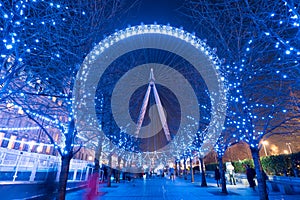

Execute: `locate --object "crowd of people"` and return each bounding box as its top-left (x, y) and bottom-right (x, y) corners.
top-left (214, 163), bottom-right (269, 191)
top-left (90, 162), bottom-right (270, 195)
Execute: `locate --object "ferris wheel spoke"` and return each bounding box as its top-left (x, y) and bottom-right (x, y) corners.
top-left (152, 83), bottom-right (171, 142)
top-left (135, 84), bottom-right (151, 137)
top-left (135, 68), bottom-right (171, 142)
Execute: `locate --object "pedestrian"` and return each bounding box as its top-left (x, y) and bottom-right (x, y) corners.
top-left (226, 163), bottom-right (236, 185)
top-left (246, 164), bottom-right (256, 191)
top-left (86, 173), bottom-right (99, 200)
top-left (159, 169), bottom-right (164, 178)
top-left (169, 167), bottom-right (175, 181)
top-left (214, 166), bottom-right (221, 187)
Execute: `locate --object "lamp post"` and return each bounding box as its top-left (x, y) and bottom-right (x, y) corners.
top-left (286, 142), bottom-right (292, 154)
top-left (262, 140), bottom-right (269, 156)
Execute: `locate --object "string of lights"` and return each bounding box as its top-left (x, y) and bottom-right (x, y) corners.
top-left (0, 136), bottom-right (53, 147)
top-left (74, 23), bottom-right (228, 172)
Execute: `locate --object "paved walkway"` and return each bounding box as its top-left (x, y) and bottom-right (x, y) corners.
top-left (66, 175), bottom-right (300, 200)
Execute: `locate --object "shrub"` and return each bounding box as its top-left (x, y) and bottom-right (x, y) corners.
top-left (206, 152), bottom-right (300, 176)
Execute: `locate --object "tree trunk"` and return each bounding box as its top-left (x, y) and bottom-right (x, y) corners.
top-left (184, 157), bottom-right (187, 180)
top-left (56, 154), bottom-right (72, 200)
top-left (250, 146), bottom-right (269, 200)
top-left (199, 157), bottom-right (207, 187)
top-left (175, 161), bottom-right (178, 176)
top-left (190, 157), bottom-right (194, 183)
top-left (107, 155), bottom-right (112, 187)
top-left (218, 156), bottom-right (228, 194)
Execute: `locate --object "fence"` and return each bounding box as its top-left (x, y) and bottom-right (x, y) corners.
top-left (0, 147), bottom-right (94, 182)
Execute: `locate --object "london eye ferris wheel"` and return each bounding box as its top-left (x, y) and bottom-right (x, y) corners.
top-left (73, 24), bottom-right (227, 172)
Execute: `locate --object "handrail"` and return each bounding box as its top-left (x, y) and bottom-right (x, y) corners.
top-left (0, 147), bottom-right (94, 182)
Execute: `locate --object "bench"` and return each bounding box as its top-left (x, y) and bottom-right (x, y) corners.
top-left (268, 176), bottom-right (300, 195)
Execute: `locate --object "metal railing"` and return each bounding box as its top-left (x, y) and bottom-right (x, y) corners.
top-left (0, 147), bottom-right (94, 182)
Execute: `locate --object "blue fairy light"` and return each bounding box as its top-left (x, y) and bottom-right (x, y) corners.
top-left (6, 44), bottom-right (13, 49)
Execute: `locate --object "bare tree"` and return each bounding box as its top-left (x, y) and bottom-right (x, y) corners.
top-left (0, 0), bottom-right (137, 199)
top-left (214, 115), bottom-right (241, 194)
top-left (181, 1), bottom-right (299, 199)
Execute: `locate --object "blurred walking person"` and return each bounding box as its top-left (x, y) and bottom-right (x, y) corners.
top-left (246, 164), bottom-right (256, 191)
top-left (214, 166), bottom-right (221, 187)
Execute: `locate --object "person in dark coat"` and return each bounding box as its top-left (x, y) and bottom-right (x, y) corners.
top-left (214, 166), bottom-right (221, 187)
top-left (246, 164), bottom-right (256, 191)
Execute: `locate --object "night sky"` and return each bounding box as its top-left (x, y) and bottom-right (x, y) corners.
top-left (116, 0), bottom-right (189, 32)
top-left (134, 0), bottom-right (184, 22)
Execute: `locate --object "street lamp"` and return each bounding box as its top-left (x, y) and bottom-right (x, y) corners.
top-left (262, 140), bottom-right (269, 156)
top-left (286, 143), bottom-right (292, 154)
top-left (283, 150), bottom-right (289, 154)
